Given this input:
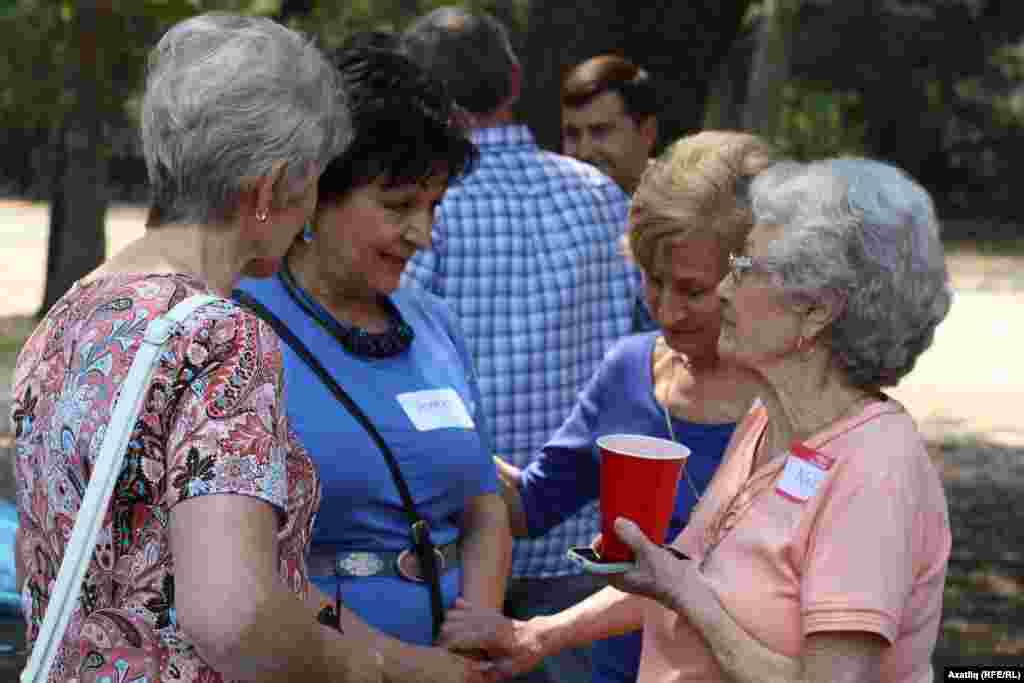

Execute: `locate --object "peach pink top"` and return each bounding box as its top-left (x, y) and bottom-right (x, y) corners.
top-left (638, 399), bottom-right (950, 683)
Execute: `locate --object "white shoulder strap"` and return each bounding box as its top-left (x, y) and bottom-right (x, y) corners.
top-left (22, 294), bottom-right (221, 683)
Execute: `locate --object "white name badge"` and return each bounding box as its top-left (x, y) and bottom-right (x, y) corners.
top-left (397, 388), bottom-right (475, 432)
top-left (776, 443), bottom-right (835, 503)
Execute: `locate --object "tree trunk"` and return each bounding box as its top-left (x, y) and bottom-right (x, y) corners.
top-left (704, 30), bottom-right (755, 131)
top-left (520, 0), bottom-right (754, 153)
top-left (38, 1), bottom-right (109, 317)
top-left (518, 1), bottom-right (578, 150)
top-left (742, 0), bottom-right (801, 140)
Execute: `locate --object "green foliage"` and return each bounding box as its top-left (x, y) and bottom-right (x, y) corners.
top-left (785, 1), bottom-right (1024, 221)
top-left (0, 0), bottom-right (286, 126)
top-left (1, 0), bottom-right (1018, 225)
top-left (772, 82), bottom-right (865, 160)
top-left (0, 0), bottom-right (293, 197)
top-left (982, 45), bottom-right (1024, 124)
top-left (0, 3), bottom-right (73, 128)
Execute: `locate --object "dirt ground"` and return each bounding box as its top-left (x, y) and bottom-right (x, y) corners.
top-left (0, 201), bottom-right (1021, 677)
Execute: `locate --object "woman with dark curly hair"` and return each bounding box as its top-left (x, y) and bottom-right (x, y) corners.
top-left (236, 42), bottom-right (510, 651)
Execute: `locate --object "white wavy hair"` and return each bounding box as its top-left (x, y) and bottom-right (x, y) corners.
top-left (142, 13), bottom-right (349, 224)
top-left (749, 157), bottom-right (952, 388)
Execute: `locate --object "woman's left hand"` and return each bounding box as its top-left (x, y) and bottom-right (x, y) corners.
top-left (604, 518), bottom-right (699, 614)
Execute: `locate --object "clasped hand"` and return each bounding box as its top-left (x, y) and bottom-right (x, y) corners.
top-left (437, 518), bottom-right (700, 682)
top-left (439, 597), bottom-right (545, 681)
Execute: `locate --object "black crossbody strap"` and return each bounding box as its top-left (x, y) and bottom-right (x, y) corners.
top-left (233, 289), bottom-right (445, 639)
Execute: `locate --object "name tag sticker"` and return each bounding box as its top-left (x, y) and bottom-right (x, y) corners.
top-left (397, 388), bottom-right (475, 431)
top-left (776, 442), bottom-right (835, 503)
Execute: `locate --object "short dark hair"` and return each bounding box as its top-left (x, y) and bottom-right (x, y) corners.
top-left (402, 7), bottom-right (517, 116)
top-left (317, 45), bottom-right (478, 204)
top-left (562, 55), bottom-right (659, 124)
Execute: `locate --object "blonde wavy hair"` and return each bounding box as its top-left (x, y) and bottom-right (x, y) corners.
top-left (625, 130), bottom-right (777, 273)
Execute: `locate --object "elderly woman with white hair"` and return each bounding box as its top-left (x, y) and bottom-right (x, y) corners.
top-left (12, 14), bottom-right (485, 683)
top-left (604, 157), bottom-right (952, 683)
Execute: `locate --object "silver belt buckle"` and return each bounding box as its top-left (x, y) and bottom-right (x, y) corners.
top-left (396, 547), bottom-right (446, 582)
top-left (336, 552), bottom-right (385, 577)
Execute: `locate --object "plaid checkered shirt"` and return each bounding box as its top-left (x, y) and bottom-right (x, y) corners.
top-left (403, 125), bottom-right (640, 577)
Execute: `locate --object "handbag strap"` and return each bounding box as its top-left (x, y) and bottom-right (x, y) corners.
top-left (22, 293), bottom-right (220, 683)
top-left (232, 289), bottom-right (445, 640)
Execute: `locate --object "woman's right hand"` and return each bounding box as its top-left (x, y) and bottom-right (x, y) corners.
top-left (438, 598), bottom-right (546, 681)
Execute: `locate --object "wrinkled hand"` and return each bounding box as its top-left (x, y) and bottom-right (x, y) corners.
top-left (438, 598), bottom-right (545, 680)
top-left (439, 598), bottom-right (515, 654)
top-left (604, 518), bottom-right (696, 613)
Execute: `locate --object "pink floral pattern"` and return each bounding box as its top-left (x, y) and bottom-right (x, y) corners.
top-left (12, 274), bottom-right (320, 682)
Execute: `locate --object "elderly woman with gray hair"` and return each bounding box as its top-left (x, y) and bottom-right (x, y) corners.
top-left (12, 14), bottom-right (483, 683)
top-left (598, 157), bottom-right (952, 683)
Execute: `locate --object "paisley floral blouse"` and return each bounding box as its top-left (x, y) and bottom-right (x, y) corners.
top-left (11, 273), bottom-right (320, 682)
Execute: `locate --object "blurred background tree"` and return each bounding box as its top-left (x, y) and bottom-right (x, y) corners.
top-left (0, 0), bottom-right (1020, 315)
top-left (0, 0), bottom-right (200, 314)
top-left (792, 0), bottom-right (1024, 229)
top-left (706, 0), bottom-right (1024, 229)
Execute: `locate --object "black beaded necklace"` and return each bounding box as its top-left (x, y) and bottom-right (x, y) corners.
top-left (278, 259), bottom-right (415, 359)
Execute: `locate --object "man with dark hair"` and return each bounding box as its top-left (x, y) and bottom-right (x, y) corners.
top-left (401, 9), bottom-right (518, 119)
top-left (402, 8), bottom-right (643, 683)
top-left (561, 55), bottom-right (659, 195)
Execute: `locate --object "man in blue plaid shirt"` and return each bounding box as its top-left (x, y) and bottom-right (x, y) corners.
top-left (403, 8), bottom-right (644, 683)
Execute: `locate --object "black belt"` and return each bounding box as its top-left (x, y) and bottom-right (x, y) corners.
top-left (307, 542), bottom-right (460, 583)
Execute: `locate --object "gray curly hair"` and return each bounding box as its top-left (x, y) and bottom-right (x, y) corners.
top-left (142, 13), bottom-right (348, 225)
top-left (749, 157), bottom-right (952, 389)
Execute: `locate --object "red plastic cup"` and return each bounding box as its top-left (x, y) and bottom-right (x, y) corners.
top-left (597, 434), bottom-right (690, 562)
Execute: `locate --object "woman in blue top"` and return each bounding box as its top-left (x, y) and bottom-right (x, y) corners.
top-left (238, 43), bottom-right (510, 650)
top-left (438, 131), bottom-right (776, 683)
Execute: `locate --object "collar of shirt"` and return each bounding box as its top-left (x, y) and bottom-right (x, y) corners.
top-left (470, 124), bottom-right (537, 149)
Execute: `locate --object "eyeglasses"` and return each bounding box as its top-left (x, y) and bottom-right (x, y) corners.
top-left (727, 252), bottom-right (757, 282)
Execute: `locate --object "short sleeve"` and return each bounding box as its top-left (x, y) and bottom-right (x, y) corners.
top-left (421, 292), bottom-right (498, 499)
top-left (430, 293), bottom-right (496, 466)
top-left (162, 308), bottom-right (289, 514)
top-left (800, 443), bottom-right (923, 643)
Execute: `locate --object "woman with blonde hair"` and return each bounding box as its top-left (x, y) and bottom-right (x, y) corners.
top-left (440, 131), bottom-right (775, 683)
